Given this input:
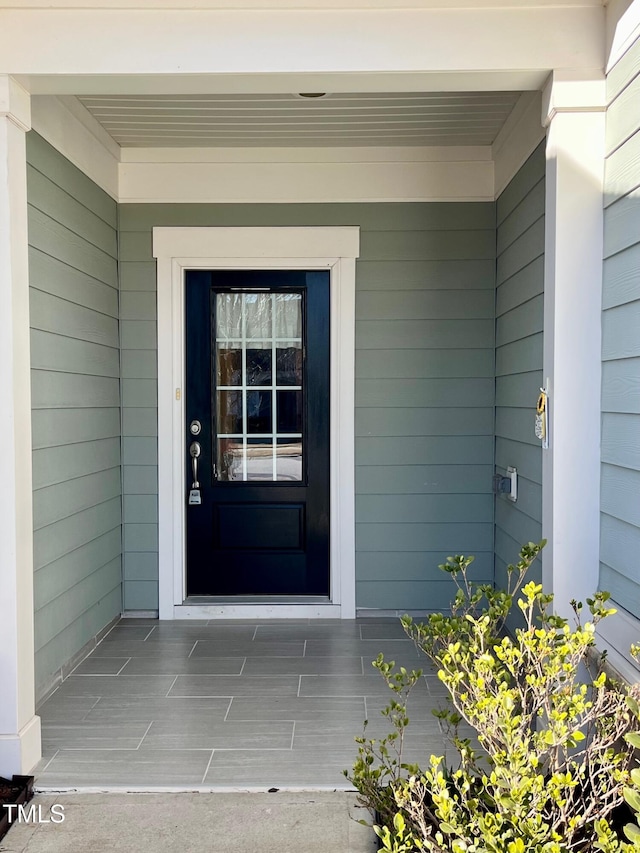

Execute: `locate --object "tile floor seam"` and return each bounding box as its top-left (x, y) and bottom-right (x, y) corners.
top-left (188, 641), bottom-right (198, 658)
top-left (143, 626), bottom-right (157, 641)
top-left (165, 676), bottom-right (179, 697)
top-left (290, 721), bottom-right (296, 750)
top-left (79, 697), bottom-right (102, 722)
top-left (239, 656), bottom-right (247, 676)
top-left (223, 698), bottom-right (233, 721)
top-left (38, 749), bottom-right (59, 774)
top-left (102, 623), bottom-right (119, 641)
top-left (137, 722), bottom-right (154, 749)
top-left (201, 749), bottom-right (215, 783)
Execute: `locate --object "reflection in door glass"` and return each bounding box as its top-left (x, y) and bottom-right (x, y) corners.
top-left (217, 390), bottom-right (242, 434)
top-left (276, 390), bottom-right (302, 433)
top-left (217, 345), bottom-right (242, 386)
top-left (246, 438), bottom-right (274, 481)
top-left (246, 346), bottom-right (271, 386)
top-left (276, 346), bottom-right (302, 386)
top-left (217, 437), bottom-right (243, 481)
top-left (276, 438), bottom-right (302, 481)
top-left (215, 291), bottom-right (303, 481)
top-left (246, 389), bottom-right (272, 434)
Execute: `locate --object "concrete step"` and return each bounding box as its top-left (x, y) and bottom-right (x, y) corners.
top-left (2, 791), bottom-right (378, 853)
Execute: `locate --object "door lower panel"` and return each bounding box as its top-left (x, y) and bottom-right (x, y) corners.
top-left (215, 503), bottom-right (305, 551)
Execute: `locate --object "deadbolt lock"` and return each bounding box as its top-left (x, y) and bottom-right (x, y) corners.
top-left (189, 419), bottom-right (202, 436)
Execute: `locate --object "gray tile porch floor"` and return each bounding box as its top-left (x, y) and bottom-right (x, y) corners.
top-left (34, 618), bottom-right (450, 790)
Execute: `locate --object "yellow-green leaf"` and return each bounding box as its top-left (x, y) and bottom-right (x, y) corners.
top-left (624, 787), bottom-right (640, 814)
top-left (623, 823), bottom-right (640, 844)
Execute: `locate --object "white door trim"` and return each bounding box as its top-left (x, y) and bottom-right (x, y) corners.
top-left (153, 226), bottom-right (359, 620)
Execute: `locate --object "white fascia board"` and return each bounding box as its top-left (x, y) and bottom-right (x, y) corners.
top-left (19, 70), bottom-right (548, 96)
top-left (0, 0), bottom-right (603, 8)
top-left (30, 95), bottom-right (120, 199)
top-left (493, 92), bottom-right (545, 199)
top-left (0, 7), bottom-right (603, 77)
top-left (120, 150), bottom-right (494, 203)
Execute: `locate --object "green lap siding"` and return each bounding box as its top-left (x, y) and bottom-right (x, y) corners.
top-left (27, 132), bottom-right (121, 700)
top-left (495, 143), bottom-right (545, 602)
top-left (119, 202), bottom-right (496, 611)
top-left (601, 33), bottom-right (640, 619)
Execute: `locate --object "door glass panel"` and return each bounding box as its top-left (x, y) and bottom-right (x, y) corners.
top-left (276, 438), bottom-right (302, 481)
top-left (217, 390), bottom-right (242, 434)
top-left (276, 390), bottom-right (302, 433)
top-left (246, 389), bottom-right (272, 434)
top-left (214, 290), bottom-right (303, 482)
top-left (245, 293), bottom-right (272, 339)
top-left (217, 345), bottom-right (242, 386)
top-left (247, 438), bottom-right (274, 480)
top-left (275, 293), bottom-right (302, 338)
top-left (246, 345), bottom-right (272, 386)
top-left (276, 345), bottom-right (302, 386)
top-left (217, 437), bottom-right (243, 481)
top-left (216, 294), bottom-right (243, 340)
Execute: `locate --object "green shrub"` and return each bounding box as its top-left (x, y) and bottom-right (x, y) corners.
top-left (347, 541), bottom-right (640, 852)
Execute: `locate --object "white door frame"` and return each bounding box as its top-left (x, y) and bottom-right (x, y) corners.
top-left (153, 226), bottom-right (359, 620)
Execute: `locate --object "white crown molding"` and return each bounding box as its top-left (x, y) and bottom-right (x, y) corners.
top-left (30, 94), bottom-right (119, 198)
top-left (493, 91), bottom-right (545, 199)
top-left (120, 145), bottom-right (492, 164)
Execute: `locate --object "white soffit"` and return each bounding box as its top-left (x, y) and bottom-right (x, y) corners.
top-left (77, 91), bottom-right (522, 148)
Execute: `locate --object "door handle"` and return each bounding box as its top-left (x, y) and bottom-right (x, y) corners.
top-left (189, 441), bottom-right (201, 488)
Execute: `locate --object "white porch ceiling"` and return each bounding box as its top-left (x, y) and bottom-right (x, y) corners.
top-left (77, 91), bottom-right (522, 148)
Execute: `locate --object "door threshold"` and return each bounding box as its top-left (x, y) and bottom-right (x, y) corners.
top-left (173, 598), bottom-right (343, 620)
top-left (185, 595), bottom-right (331, 604)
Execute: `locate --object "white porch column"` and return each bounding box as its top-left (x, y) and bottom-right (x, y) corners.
top-left (0, 76), bottom-right (41, 775)
top-left (541, 71), bottom-right (605, 619)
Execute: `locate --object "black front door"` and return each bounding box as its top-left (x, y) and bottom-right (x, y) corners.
top-left (185, 270), bottom-right (330, 597)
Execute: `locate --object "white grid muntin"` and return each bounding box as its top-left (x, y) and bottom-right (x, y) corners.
top-left (215, 291), bottom-right (303, 482)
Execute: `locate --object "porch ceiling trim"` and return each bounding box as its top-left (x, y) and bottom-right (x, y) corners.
top-left (29, 89), bottom-right (551, 202)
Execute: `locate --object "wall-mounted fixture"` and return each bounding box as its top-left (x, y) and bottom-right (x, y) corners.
top-left (493, 467), bottom-right (518, 502)
top-left (536, 385), bottom-right (549, 450)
